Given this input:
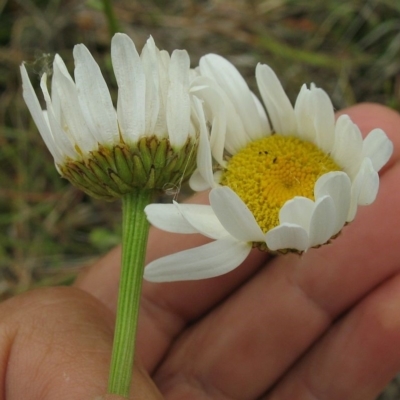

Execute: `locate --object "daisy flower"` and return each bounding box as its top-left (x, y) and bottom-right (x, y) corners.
top-left (144, 54), bottom-right (393, 282)
top-left (21, 33), bottom-right (215, 396)
top-left (20, 33), bottom-right (205, 200)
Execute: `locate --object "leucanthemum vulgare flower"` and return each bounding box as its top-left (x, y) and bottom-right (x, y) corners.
top-left (144, 54), bottom-right (393, 282)
top-left (20, 33), bottom-right (205, 200)
top-left (20, 33), bottom-right (213, 396)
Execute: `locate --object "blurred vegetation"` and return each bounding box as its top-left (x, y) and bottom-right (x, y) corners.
top-left (0, 0), bottom-right (399, 397)
top-left (0, 0), bottom-right (399, 294)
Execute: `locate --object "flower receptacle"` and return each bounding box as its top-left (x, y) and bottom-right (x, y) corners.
top-left (60, 136), bottom-right (198, 200)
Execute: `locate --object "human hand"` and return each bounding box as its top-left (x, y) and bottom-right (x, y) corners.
top-left (0, 103), bottom-right (399, 399)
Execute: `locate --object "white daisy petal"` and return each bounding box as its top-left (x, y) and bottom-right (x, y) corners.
top-left (308, 195), bottom-right (336, 247)
top-left (314, 171), bottom-right (351, 235)
top-left (190, 76), bottom-right (227, 167)
top-left (189, 169), bottom-right (212, 191)
top-left (145, 203), bottom-right (197, 234)
top-left (209, 187), bottom-right (265, 242)
top-left (266, 223), bottom-right (309, 252)
top-left (52, 56), bottom-right (97, 153)
top-left (194, 73), bottom-right (249, 155)
top-left (144, 237), bottom-right (252, 282)
top-left (174, 202), bottom-right (230, 239)
top-left (167, 49), bottom-right (191, 148)
top-left (294, 84), bottom-right (316, 142)
top-left (362, 128), bottom-right (393, 171)
top-left (347, 157), bottom-right (380, 221)
top-left (146, 201), bottom-right (228, 240)
top-left (111, 33), bottom-right (146, 141)
top-left (255, 63), bottom-right (296, 135)
top-left (190, 96), bottom-right (215, 190)
top-left (355, 157), bottom-right (380, 204)
top-left (51, 54), bottom-right (73, 122)
top-left (141, 37), bottom-right (160, 135)
top-left (39, 73), bottom-right (76, 159)
top-left (73, 44), bottom-right (119, 145)
top-left (347, 191), bottom-right (359, 222)
top-left (155, 49), bottom-right (170, 136)
top-left (223, 99), bottom-right (251, 154)
top-left (20, 64), bottom-right (63, 163)
top-left (199, 54), bottom-right (268, 141)
top-left (278, 196), bottom-right (315, 230)
top-left (331, 115), bottom-right (363, 178)
top-left (312, 87), bottom-right (335, 153)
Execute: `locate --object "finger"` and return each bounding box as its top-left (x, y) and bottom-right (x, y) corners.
top-left (265, 272), bottom-right (400, 400)
top-left (149, 104), bottom-right (400, 398)
top-left (75, 245), bottom-right (122, 312)
top-left (0, 287), bottom-right (161, 400)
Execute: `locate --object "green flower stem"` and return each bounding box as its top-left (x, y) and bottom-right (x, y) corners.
top-left (107, 188), bottom-right (153, 397)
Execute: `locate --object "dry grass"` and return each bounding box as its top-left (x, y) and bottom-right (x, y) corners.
top-left (0, 1), bottom-right (399, 396)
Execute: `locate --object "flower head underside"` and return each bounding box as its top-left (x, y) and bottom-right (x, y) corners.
top-left (21, 33), bottom-right (206, 199)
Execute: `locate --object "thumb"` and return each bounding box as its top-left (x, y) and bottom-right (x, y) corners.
top-left (0, 287), bottom-right (162, 400)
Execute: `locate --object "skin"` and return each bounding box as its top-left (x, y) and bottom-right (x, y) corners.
top-left (0, 103), bottom-right (399, 400)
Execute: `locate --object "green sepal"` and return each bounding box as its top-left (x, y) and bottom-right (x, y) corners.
top-left (110, 171), bottom-right (134, 194)
top-left (98, 146), bottom-right (118, 172)
top-left (148, 136), bottom-right (159, 159)
top-left (154, 139), bottom-right (168, 169)
top-left (132, 154), bottom-right (148, 186)
top-left (76, 161), bottom-right (104, 186)
top-left (62, 166), bottom-right (113, 200)
top-left (65, 166), bottom-right (90, 188)
top-left (59, 135), bottom-right (198, 200)
top-left (144, 167), bottom-right (155, 189)
top-left (104, 183), bottom-right (124, 198)
top-left (175, 141), bottom-right (196, 172)
top-left (155, 158), bottom-right (178, 186)
top-left (88, 159), bottom-right (121, 193)
top-left (114, 145), bottom-right (133, 185)
top-left (138, 138), bottom-right (153, 174)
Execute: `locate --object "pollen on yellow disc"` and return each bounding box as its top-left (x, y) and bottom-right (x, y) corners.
top-left (220, 135), bottom-right (341, 233)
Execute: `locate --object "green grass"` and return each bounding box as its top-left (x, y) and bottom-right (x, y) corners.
top-left (0, 0), bottom-right (399, 293)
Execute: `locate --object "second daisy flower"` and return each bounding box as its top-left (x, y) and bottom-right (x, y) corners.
top-left (144, 54), bottom-right (393, 282)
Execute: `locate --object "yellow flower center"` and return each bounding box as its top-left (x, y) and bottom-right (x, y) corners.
top-left (220, 135), bottom-right (341, 233)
